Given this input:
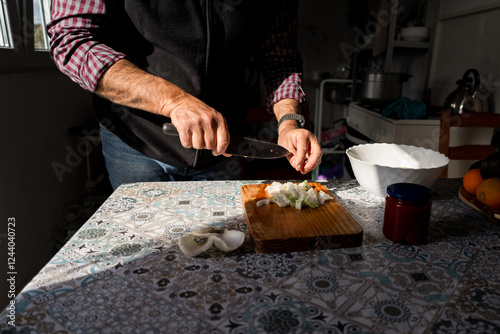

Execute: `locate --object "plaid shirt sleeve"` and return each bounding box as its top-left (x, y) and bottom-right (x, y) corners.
top-left (47, 0), bottom-right (125, 92)
top-left (260, 1), bottom-right (305, 110)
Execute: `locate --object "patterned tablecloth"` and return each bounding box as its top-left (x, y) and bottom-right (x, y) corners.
top-left (2, 178), bottom-right (500, 334)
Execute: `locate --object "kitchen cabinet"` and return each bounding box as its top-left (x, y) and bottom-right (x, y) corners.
top-left (346, 102), bottom-right (495, 178)
top-left (347, 102), bottom-right (440, 150)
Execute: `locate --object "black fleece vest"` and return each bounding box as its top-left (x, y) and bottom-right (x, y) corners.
top-left (94, 0), bottom-right (286, 168)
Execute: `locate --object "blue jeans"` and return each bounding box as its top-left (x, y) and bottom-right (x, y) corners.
top-left (100, 125), bottom-right (241, 190)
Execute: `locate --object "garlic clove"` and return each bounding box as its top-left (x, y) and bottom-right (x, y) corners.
top-left (212, 230), bottom-right (245, 252)
top-left (178, 233), bottom-right (214, 257)
top-left (191, 226), bottom-right (215, 236)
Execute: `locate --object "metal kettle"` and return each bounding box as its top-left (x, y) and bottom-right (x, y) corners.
top-left (443, 68), bottom-right (484, 114)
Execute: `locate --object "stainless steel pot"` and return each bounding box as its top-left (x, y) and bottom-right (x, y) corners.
top-left (360, 72), bottom-right (411, 104)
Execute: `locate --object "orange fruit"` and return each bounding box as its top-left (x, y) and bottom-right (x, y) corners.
top-left (476, 177), bottom-right (500, 211)
top-left (463, 168), bottom-right (484, 195)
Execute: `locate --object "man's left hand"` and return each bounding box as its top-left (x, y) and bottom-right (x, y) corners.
top-left (278, 127), bottom-right (322, 174)
top-left (274, 99), bottom-right (322, 174)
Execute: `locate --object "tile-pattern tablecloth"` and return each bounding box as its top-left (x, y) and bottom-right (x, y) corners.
top-left (2, 179), bottom-right (499, 333)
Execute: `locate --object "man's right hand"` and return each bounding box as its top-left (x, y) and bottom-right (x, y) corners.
top-left (166, 92), bottom-right (230, 157)
top-left (95, 59), bottom-right (230, 156)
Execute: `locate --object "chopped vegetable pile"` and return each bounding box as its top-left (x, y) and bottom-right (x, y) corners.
top-left (257, 180), bottom-right (333, 210)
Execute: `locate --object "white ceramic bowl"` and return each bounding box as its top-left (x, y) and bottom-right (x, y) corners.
top-left (346, 143), bottom-right (450, 197)
top-left (401, 26), bottom-right (430, 42)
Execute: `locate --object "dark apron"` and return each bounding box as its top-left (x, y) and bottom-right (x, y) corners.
top-left (94, 0), bottom-right (287, 168)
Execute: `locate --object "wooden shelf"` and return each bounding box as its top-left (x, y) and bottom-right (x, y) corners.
top-left (393, 40), bottom-right (431, 49)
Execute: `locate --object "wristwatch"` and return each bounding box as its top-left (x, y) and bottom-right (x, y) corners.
top-left (278, 114), bottom-right (306, 129)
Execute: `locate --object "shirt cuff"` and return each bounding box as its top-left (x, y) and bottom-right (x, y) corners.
top-left (78, 44), bottom-right (126, 92)
top-left (268, 72), bottom-right (305, 110)
top-left (52, 41), bottom-right (125, 92)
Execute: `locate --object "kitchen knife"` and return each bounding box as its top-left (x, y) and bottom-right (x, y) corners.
top-left (162, 123), bottom-right (289, 159)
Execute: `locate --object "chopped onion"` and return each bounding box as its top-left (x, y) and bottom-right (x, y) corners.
top-left (256, 198), bottom-right (270, 207)
top-left (258, 181), bottom-right (333, 210)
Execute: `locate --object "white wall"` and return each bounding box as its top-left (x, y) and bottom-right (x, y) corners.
top-left (0, 71), bottom-right (94, 309)
top-left (428, 6), bottom-right (500, 177)
top-left (429, 7), bottom-right (500, 113)
top-left (439, 0), bottom-right (500, 20)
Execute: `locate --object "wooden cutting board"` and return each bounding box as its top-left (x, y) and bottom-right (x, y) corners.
top-left (241, 183), bottom-right (363, 253)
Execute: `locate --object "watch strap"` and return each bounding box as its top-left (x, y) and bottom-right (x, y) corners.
top-left (278, 114), bottom-right (305, 128)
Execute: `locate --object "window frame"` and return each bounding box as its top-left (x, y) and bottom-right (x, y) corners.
top-left (0, 0), bottom-right (26, 69)
top-left (0, 0), bottom-right (55, 72)
top-left (0, 0), bottom-right (13, 47)
top-left (22, 0), bottom-right (54, 67)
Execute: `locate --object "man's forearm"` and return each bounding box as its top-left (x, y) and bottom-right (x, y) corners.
top-left (274, 99), bottom-right (302, 135)
top-left (95, 58), bottom-right (229, 154)
top-left (95, 59), bottom-right (185, 118)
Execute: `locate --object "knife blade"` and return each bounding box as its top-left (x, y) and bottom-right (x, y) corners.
top-left (162, 123), bottom-right (289, 159)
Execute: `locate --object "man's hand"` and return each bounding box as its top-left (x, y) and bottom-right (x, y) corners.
top-left (95, 59), bottom-right (230, 156)
top-left (274, 99), bottom-right (322, 174)
top-left (167, 93), bottom-right (230, 156)
top-left (278, 127), bottom-right (322, 174)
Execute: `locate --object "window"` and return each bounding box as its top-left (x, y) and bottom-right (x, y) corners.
top-left (0, 0), bottom-right (24, 68)
top-left (0, 0), bottom-right (13, 48)
top-left (0, 0), bottom-right (54, 71)
top-left (33, 0), bottom-right (50, 50)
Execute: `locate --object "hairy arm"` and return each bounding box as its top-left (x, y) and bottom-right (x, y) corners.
top-left (95, 59), bottom-right (230, 155)
top-left (273, 99), bottom-right (322, 174)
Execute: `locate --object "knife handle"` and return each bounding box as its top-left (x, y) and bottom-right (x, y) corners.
top-left (162, 123), bottom-right (179, 136)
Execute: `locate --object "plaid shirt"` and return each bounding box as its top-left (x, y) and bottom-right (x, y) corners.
top-left (47, 0), bottom-right (305, 107)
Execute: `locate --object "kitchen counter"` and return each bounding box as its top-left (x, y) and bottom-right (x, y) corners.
top-left (2, 178), bottom-right (499, 333)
